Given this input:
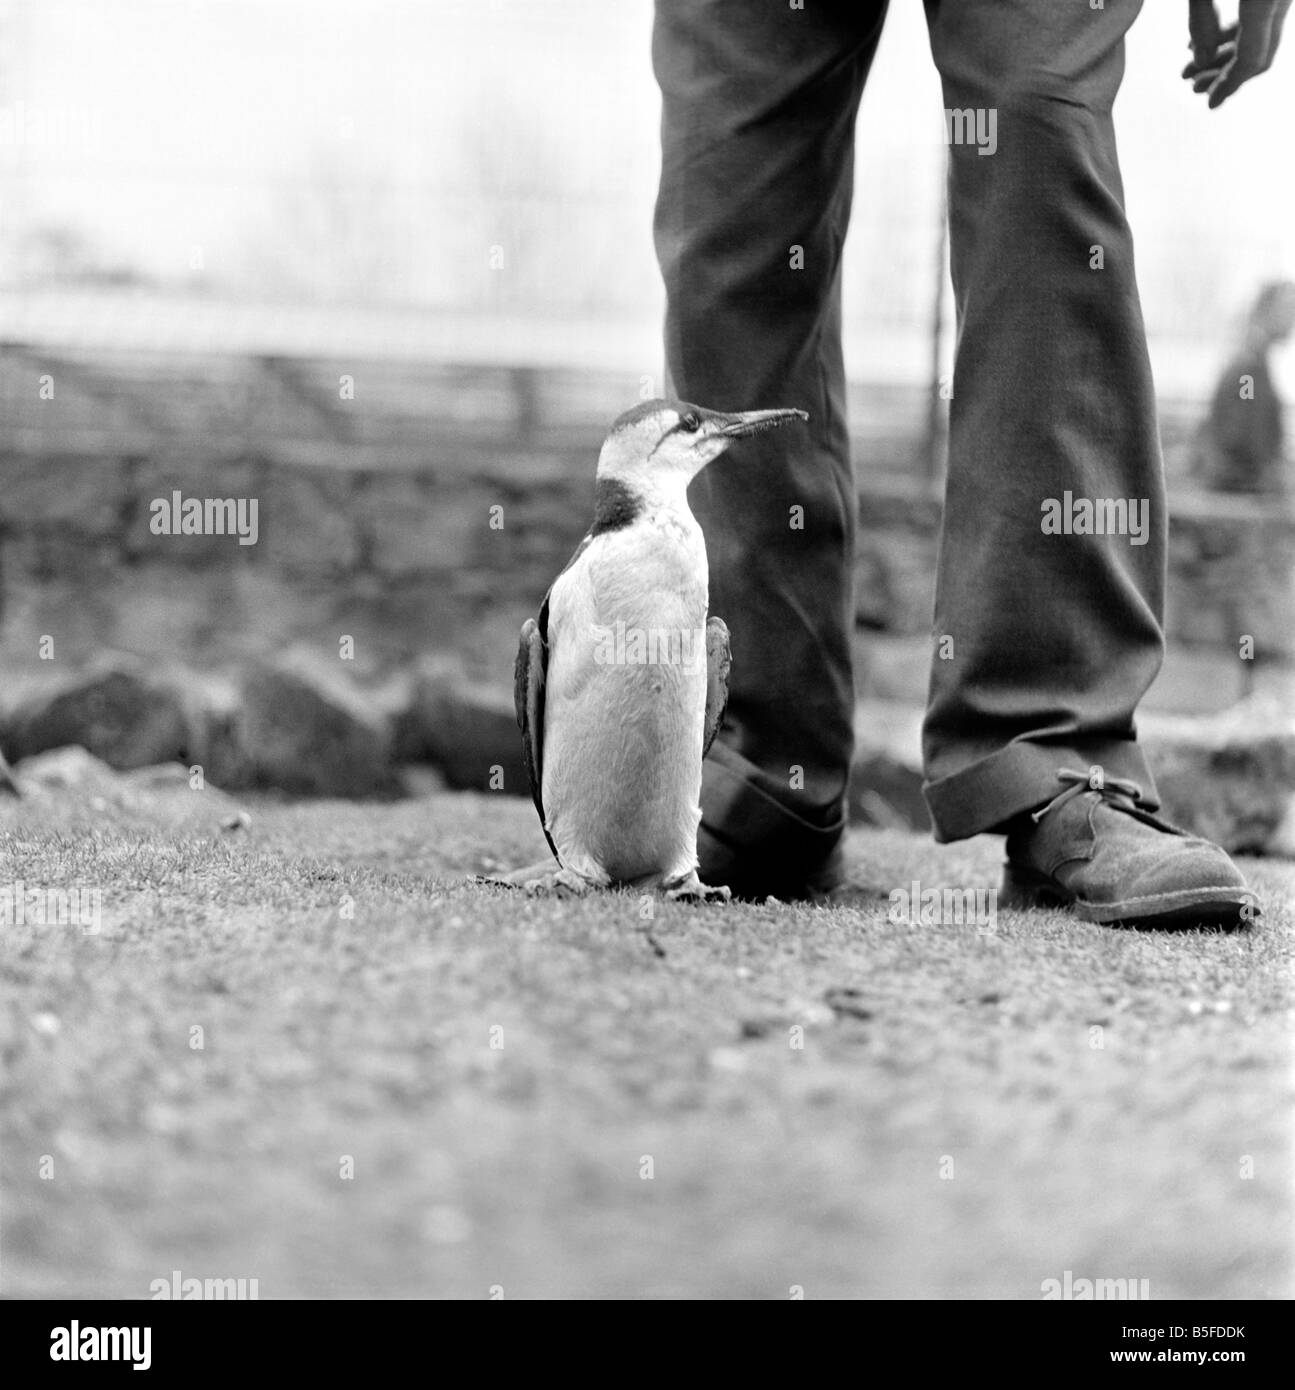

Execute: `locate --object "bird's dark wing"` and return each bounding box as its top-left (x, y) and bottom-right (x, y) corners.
top-left (514, 532), bottom-right (595, 861)
top-left (515, 616), bottom-right (556, 860)
top-left (703, 615), bottom-right (731, 757)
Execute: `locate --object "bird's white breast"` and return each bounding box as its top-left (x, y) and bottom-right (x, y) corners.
top-left (542, 511), bottom-right (710, 885)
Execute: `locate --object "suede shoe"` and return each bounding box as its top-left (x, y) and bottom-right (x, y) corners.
top-left (1001, 767), bottom-right (1259, 928)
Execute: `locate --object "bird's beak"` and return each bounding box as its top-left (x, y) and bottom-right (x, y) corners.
top-left (712, 407), bottom-right (809, 439)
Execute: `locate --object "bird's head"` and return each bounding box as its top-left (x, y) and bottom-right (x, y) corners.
top-left (596, 399), bottom-right (809, 492)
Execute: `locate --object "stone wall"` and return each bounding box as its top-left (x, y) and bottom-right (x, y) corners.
top-left (4, 364), bottom-right (1289, 685)
top-left (0, 442), bottom-right (588, 686)
top-left (851, 475), bottom-right (1295, 659)
top-left (7, 451), bottom-right (1288, 688)
top-left (2, 352), bottom-right (1292, 834)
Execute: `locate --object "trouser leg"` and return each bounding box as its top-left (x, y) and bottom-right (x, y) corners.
top-left (654, 0), bottom-right (887, 896)
top-left (921, 0), bottom-right (1166, 841)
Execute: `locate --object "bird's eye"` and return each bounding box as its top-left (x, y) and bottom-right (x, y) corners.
top-left (679, 412), bottom-right (701, 432)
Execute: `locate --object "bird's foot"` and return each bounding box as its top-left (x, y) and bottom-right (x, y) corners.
top-left (524, 867), bottom-right (596, 897)
top-left (663, 873), bottom-right (731, 904)
top-left (473, 858), bottom-right (561, 889)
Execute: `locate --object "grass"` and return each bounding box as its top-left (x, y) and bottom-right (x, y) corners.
top-left (0, 770), bottom-right (1291, 1299)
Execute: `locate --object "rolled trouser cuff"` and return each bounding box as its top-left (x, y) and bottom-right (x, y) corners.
top-left (699, 739), bottom-right (847, 896)
top-left (923, 737), bottom-right (1160, 844)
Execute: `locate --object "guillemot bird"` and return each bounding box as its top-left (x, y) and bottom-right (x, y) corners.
top-left (511, 398), bottom-right (808, 898)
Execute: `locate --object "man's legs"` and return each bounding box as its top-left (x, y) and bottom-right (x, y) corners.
top-left (921, 0), bottom-right (1252, 923)
top-left (921, 0), bottom-right (1165, 836)
top-left (654, 0), bottom-right (887, 900)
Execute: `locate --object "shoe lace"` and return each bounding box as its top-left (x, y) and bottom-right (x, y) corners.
top-left (1029, 766), bottom-right (1146, 824)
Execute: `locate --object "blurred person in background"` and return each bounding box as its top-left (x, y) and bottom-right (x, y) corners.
top-left (1192, 278), bottom-right (1295, 697)
top-left (1194, 279), bottom-right (1295, 496)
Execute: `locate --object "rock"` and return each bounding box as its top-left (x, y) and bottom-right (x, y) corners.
top-left (849, 702), bottom-right (929, 831)
top-left (236, 656), bottom-right (397, 797)
top-left (362, 474), bottom-right (484, 576)
top-left (1269, 797), bottom-right (1295, 859)
top-left (854, 481), bottom-right (942, 635)
top-left (0, 457), bottom-right (130, 540)
top-left (394, 661), bottom-right (529, 796)
top-left (179, 672), bottom-right (255, 792)
top-left (257, 466), bottom-right (360, 579)
top-left (8, 745), bottom-right (253, 835)
top-left (823, 987), bottom-right (874, 1020)
top-left (1142, 694), bottom-right (1295, 858)
top-left (12, 744), bottom-right (124, 794)
top-left (395, 764), bottom-right (450, 798)
top-left (2, 664), bottom-right (194, 770)
top-left (738, 1015), bottom-right (789, 1040)
top-left (853, 530), bottom-right (938, 635)
top-left (848, 750), bottom-right (930, 831)
top-left (122, 456), bottom-right (261, 565)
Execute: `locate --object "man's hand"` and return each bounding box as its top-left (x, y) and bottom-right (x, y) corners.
top-left (1183, 0), bottom-right (1291, 108)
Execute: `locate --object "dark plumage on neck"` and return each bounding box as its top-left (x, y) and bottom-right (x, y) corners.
top-left (590, 475), bottom-right (644, 535)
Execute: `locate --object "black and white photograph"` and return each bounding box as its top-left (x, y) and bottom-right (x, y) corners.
top-left (0, 0), bottom-right (1291, 1337)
